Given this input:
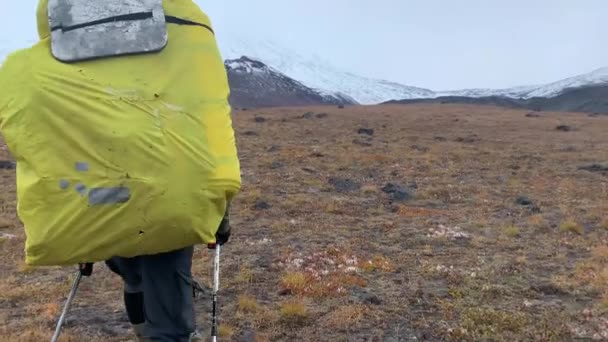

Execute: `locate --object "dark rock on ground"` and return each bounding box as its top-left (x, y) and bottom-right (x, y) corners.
top-left (254, 116), bottom-right (266, 123)
top-left (268, 145), bottom-right (280, 152)
top-left (243, 131), bottom-right (258, 136)
top-left (380, 183), bottom-right (402, 193)
top-left (301, 112), bottom-right (314, 119)
top-left (302, 167), bottom-right (317, 174)
top-left (338, 105), bottom-right (345, 109)
top-left (556, 125), bottom-right (573, 132)
top-left (382, 183), bottom-right (415, 202)
top-left (531, 282), bottom-right (568, 296)
top-left (516, 196), bottom-right (533, 206)
top-left (526, 112), bottom-right (541, 118)
top-left (329, 177), bottom-right (361, 192)
top-left (392, 191), bottom-right (413, 202)
top-left (455, 135), bottom-right (479, 143)
top-left (315, 113), bottom-right (329, 118)
top-left (579, 163), bottom-right (608, 172)
top-left (311, 151), bottom-right (325, 157)
top-left (516, 196), bottom-right (541, 212)
top-left (351, 288), bottom-right (382, 305)
top-left (434, 136), bottom-right (447, 142)
top-left (253, 200), bottom-right (271, 210)
top-left (388, 205), bottom-right (400, 213)
top-left (410, 145), bottom-right (429, 152)
top-left (278, 288), bottom-right (292, 296)
top-left (357, 128), bottom-right (374, 136)
top-left (363, 293), bottom-right (382, 305)
top-left (0, 161), bottom-right (16, 170)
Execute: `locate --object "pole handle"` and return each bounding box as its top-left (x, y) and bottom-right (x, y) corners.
top-left (79, 263), bottom-right (93, 277)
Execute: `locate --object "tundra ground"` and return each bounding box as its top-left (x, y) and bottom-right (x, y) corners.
top-left (1, 104), bottom-right (607, 341)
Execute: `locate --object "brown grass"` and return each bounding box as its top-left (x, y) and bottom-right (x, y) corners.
top-left (528, 214), bottom-right (547, 228)
top-left (359, 255), bottom-right (395, 272)
top-left (560, 219), bottom-right (584, 235)
top-left (280, 272), bottom-right (308, 295)
top-left (218, 324), bottom-right (236, 338)
top-left (236, 266), bottom-right (255, 285)
top-left (361, 184), bottom-right (379, 194)
top-left (326, 305), bottom-right (366, 331)
top-left (238, 295), bottom-right (260, 313)
top-left (503, 225), bottom-right (521, 238)
top-left (279, 299), bottom-right (309, 325)
top-left (324, 201), bottom-right (344, 214)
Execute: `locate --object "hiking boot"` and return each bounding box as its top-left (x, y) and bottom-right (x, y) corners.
top-left (189, 331), bottom-right (204, 341)
top-left (131, 323), bottom-right (145, 342)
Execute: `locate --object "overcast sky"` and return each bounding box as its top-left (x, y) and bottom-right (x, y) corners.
top-left (1, 1), bottom-right (606, 90)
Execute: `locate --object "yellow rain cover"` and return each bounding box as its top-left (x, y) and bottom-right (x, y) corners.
top-left (0, 0), bottom-right (241, 266)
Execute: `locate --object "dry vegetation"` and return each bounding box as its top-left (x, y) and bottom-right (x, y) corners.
top-left (1, 104), bottom-right (608, 341)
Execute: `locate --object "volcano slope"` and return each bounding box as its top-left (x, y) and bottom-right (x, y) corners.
top-left (1, 104), bottom-right (608, 341)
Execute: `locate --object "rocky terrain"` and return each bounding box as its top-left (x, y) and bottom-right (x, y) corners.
top-left (1, 104), bottom-right (608, 341)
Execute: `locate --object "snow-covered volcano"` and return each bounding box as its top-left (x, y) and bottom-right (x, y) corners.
top-left (216, 35), bottom-right (435, 105)
top-left (440, 67), bottom-right (608, 100)
top-left (216, 34), bottom-right (608, 104)
top-left (225, 56), bottom-right (356, 107)
top-left (519, 67), bottom-right (608, 98)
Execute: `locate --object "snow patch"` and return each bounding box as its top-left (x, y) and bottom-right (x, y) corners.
top-left (427, 225), bottom-right (471, 240)
top-left (217, 33), bottom-right (434, 104)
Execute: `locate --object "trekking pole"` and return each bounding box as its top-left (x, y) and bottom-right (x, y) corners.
top-left (208, 243), bottom-right (221, 342)
top-left (51, 263), bottom-right (93, 342)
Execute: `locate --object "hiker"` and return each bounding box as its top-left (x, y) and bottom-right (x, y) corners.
top-left (105, 215), bottom-right (231, 341)
top-left (0, 0), bottom-right (241, 341)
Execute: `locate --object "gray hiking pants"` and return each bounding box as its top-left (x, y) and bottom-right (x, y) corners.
top-left (105, 246), bottom-right (196, 341)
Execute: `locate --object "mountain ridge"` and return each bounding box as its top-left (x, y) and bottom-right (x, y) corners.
top-left (438, 67), bottom-right (608, 100)
top-left (225, 56), bottom-right (357, 108)
top-left (217, 35), bottom-right (436, 105)
top-left (385, 83), bottom-right (608, 114)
